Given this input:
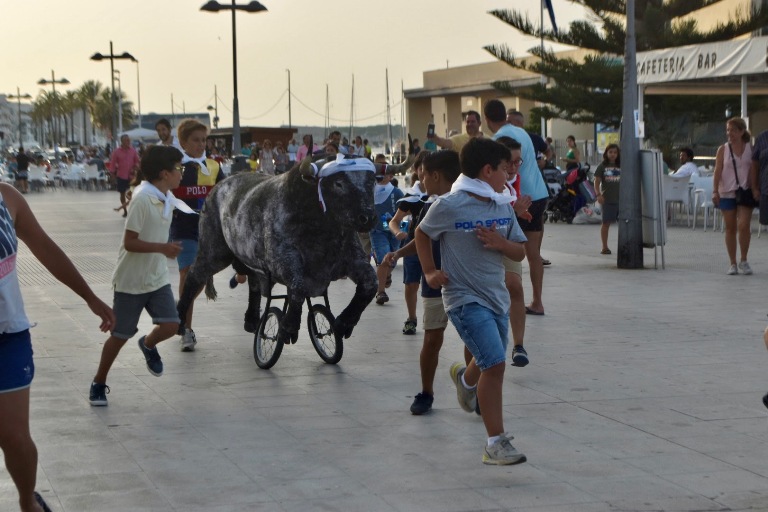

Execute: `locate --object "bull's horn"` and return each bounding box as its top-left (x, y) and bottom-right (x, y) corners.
top-left (383, 153), bottom-right (416, 175)
top-left (299, 156), bottom-right (314, 177)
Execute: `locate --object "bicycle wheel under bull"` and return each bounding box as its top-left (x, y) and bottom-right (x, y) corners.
top-left (306, 304), bottom-right (343, 364)
top-left (254, 307), bottom-right (284, 369)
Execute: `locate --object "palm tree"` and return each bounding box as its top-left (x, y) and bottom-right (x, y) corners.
top-left (94, 89), bottom-right (135, 139)
top-left (62, 90), bottom-right (81, 146)
top-left (31, 91), bottom-right (57, 147)
top-left (77, 80), bottom-right (103, 145)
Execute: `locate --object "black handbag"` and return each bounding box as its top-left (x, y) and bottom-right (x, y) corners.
top-left (729, 144), bottom-right (758, 208)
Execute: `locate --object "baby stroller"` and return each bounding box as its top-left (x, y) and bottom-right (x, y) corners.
top-left (545, 163), bottom-right (593, 224)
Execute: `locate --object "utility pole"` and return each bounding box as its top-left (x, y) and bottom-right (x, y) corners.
top-left (617, 0), bottom-right (643, 268)
top-left (286, 69), bottom-right (292, 129)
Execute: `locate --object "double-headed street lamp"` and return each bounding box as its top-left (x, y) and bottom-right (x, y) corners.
top-left (207, 85), bottom-right (219, 129)
top-left (38, 70), bottom-right (70, 159)
top-left (7, 87), bottom-right (32, 145)
top-left (90, 41), bottom-right (136, 149)
top-left (200, 0), bottom-right (268, 155)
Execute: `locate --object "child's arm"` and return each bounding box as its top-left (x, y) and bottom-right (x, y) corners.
top-left (380, 238), bottom-right (417, 268)
top-left (594, 175), bottom-right (604, 204)
top-left (474, 223), bottom-right (526, 262)
top-left (7, 184), bottom-right (115, 332)
top-left (124, 231), bottom-right (182, 258)
top-left (415, 226), bottom-right (448, 288)
top-left (388, 208), bottom-right (409, 241)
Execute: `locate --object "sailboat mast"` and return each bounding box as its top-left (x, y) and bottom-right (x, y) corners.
top-left (349, 74), bottom-right (354, 142)
top-left (386, 68), bottom-right (393, 160)
top-left (324, 83), bottom-right (329, 141)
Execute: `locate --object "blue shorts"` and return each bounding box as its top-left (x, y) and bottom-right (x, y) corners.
top-left (0, 330), bottom-right (34, 393)
top-left (718, 197), bottom-right (737, 211)
top-left (403, 253), bottom-right (422, 284)
top-left (370, 230), bottom-right (400, 265)
top-left (447, 302), bottom-right (508, 371)
top-left (174, 239), bottom-right (199, 270)
top-left (112, 284), bottom-right (180, 340)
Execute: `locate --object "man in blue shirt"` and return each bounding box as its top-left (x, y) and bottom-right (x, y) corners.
top-left (484, 100), bottom-right (548, 317)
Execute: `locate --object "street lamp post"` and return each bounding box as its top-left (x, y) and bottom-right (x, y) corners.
top-left (200, 0), bottom-right (268, 155)
top-left (90, 42), bottom-right (136, 149)
top-left (114, 69), bottom-right (123, 134)
top-left (207, 85), bottom-right (219, 129)
top-left (37, 70), bottom-right (70, 161)
top-left (134, 59), bottom-right (142, 128)
top-left (7, 87), bottom-right (32, 145)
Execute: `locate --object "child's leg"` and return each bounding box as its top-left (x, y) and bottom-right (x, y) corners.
top-left (420, 328), bottom-right (444, 395)
top-left (144, 323), bottom-right (180, 349)
top-left (600, 222), bottom-right (610, 251)
top-left (145, 285), bottom-right (182, 349)
top-left (477, 363), bottom-right (506, 437)
top-left (93, 336), bottom-right (128, 384)
top-left (404, 283), bottom-right (419, 320)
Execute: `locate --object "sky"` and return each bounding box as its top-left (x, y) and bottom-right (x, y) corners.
top-left (2, 0), bottom-right (586, 129)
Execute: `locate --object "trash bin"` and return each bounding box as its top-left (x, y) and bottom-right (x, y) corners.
top-left (640, 149), bottom-right (666, 247)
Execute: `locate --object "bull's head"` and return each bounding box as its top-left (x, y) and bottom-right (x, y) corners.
top-left (300, 156), bottom-right (377, 231)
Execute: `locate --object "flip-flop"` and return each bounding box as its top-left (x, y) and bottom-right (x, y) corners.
top-left (525, 306), bottom-right (545, 316)
top-left (542, 259), bottom-right (551, 266)
top-left (600, 248), bottom-right (612, 255)
top-left (34, 492), bottom-right (52, 512)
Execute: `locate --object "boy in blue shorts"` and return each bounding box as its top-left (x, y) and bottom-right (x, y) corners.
top-left (382, 150), bottom-right (465, 414)
top-left (371, 164), bottom-right (404, 305)
top-left (89, 145), bottom-right (189, 406)
top-left (415, 138), bottom-right (528, 465)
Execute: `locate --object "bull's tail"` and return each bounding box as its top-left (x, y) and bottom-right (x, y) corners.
top-left (205, 277), bottom-right (217, 301)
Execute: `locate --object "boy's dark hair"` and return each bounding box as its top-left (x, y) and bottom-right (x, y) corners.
top-left (482, 99), bottom-right (506, 123)
top-left (413, 149), bottom-right (429, 170)
top-left (140, 145), bottom-right (183, 183)
top-left (460, 138), bottom-right (511, 179)
top-left (155, 118), bottom-right (171, 130)
top-left (422, 150), bottom-right (461, 183)
top-left (495, 136), bottom-right (521, 151)
top-left (679, 147), bottom-right (694, 159)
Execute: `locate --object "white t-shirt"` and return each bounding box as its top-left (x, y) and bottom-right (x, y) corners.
top-left (671, 162), bottom-right (697, 178)
top-left (112, 193), bottom-right (173, 294)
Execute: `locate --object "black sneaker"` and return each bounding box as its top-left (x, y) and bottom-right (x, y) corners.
top-left (410, 392), bottom-right (434, 415)
top-left (229, 274), bottom-right (239, 289)
top-left (138, 336), bottom-right (164, 376)
top-left (763, 392), bottom-right (768, 410)
top-left (89, 382), bottom-right (110, 406)
top-left (375, 291), bottom-right (389, 305)
top-left (511, 345), bottom-right (529, 367)
top-left (402, 318), bottom-right (417, 335)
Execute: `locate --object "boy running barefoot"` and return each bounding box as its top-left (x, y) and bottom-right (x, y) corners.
top-left (415, 138), bottom-right (528, 465)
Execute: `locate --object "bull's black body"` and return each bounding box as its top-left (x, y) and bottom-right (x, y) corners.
top-left (176, 165), bottom-right (378, 344)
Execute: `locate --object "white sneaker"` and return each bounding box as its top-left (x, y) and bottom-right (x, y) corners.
top-left (180, 328), bottom-right (197, 352)
top-left (483, 433), bottom-right (527, 465)
top-left (727, 264), bottom-right (738, 275)
top-left (738, 261), bottom-right (753, 275)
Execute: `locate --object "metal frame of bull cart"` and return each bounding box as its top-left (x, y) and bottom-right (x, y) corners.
top-left (251, 267), bottom-right (343, 369)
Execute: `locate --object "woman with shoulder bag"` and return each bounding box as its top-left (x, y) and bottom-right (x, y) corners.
top-left (712, 117), bottom-right (759, 275)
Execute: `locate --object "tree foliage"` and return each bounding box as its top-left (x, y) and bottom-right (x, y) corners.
top-left (485, 0), bottom-right (768, 132)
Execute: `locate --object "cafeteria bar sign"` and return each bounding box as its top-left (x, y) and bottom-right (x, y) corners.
top-left (636, 35), bottom-right (768, 84)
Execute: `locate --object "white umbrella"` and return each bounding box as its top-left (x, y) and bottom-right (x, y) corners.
top-left (122, 127), bottom-right (158, 140)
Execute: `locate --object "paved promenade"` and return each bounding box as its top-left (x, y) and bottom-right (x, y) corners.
top-left (2, 189), bottom-right (768, 512)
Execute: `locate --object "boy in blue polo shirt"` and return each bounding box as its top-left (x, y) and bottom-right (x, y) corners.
top-left (415, 138), bottom-right (528, 465)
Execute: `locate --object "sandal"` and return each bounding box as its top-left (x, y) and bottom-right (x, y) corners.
top-left (34, 492), bottom-right (52, 512)
top-left (600, 248), bottom-right (611, 255)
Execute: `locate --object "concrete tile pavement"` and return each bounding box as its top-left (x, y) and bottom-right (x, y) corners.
top-left (1, 190), bottom-right (768, 511)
